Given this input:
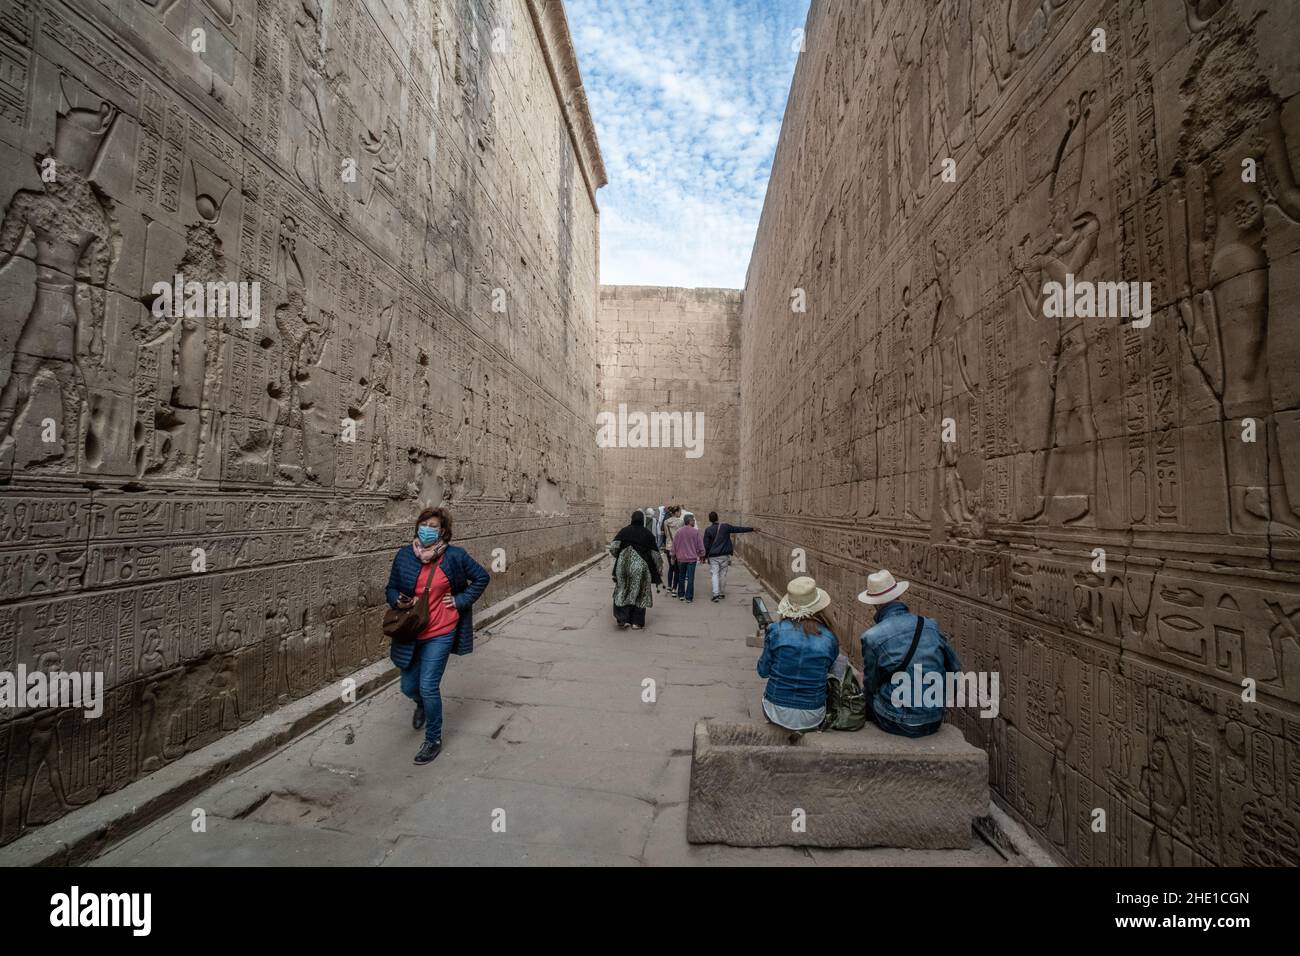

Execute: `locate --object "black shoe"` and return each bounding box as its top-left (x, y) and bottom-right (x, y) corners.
top-left (414, 740), bottom-right (442, 764)
top-left (412, 701), bottom-right (426, 730)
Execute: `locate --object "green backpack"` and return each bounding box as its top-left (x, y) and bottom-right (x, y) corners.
top-left (823, 655), bottom-right (868, 731)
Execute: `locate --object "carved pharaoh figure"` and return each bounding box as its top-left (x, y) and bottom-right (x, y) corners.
top-left (358, 116), bottom-right (403, 208)
top-left (290, 0), bottom-right (337, 193)
top-left (0, 78), bottom-right (117, 467)
top-left (930, 241), bottom-right (976, 530)
top-left (1011, 91), bottom-right (1103, 526)
top-left (19, 712), bottom-right (71, 828)
top-left (1176, 6), bottom-right (1300, 536)
top-left (270, 216), bottom-right (330, 483)
top-left (1140, 737), bottom-right (1187, 866)
top-left (1044, 685), bottom-right (1073, 849)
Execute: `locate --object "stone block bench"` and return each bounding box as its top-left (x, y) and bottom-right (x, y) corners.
top-left (686, 720), bottom-right (988, 849)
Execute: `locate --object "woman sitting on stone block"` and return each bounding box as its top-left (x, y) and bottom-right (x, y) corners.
top-left (757, 577), bottom-right (840, 733)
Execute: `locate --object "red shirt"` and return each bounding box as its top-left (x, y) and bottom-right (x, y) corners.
top-left (415, 561), bottom-right (460, 639)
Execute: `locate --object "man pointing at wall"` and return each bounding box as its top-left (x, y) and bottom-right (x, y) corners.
top-left (702, 512), bottom-right (756, 602)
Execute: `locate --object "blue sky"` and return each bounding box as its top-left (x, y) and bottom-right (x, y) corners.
top-left (566, 0), bottom-right (811, 290)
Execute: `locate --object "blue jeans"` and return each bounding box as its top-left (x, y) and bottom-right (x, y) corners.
top-left (399, 633), bottom-right (454, 743)
top-left (874, 710), bottom-right (941, 738)
top-left (675, 561), bottom-right (697, 600)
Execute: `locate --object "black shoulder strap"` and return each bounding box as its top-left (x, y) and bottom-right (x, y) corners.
top-left (898, 616), bottom-right (925, 673)
top-left (880, 616), bottom-right (925, 688)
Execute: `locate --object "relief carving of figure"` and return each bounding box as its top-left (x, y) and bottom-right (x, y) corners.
top-left (19, 712), bottom-right (71, 828)
top-left (135, 161), bottom-right (234, 478)
top-left (0, 78), bottom-right (118, 468)
top-left (1176, 7), bottom-right (1300, 536)
top-left (983, 0), bottom-right (1075, 92)
top-left (930, 241), bottom-right (977, 530)
top-left (1140, 737), bottom-right (1186, 866)
top-left (270, 216), bottom-right (330, 483)
top-left (899, 285), bottom-right (928, 522)
top-left (1010, 91), bottom-right (1103, 526)
top-left (358, 116), bottom-right (403, 208)
top-left (1044, 685), bottom-right (1074, 849)
top-left (356, 302), bottom-right (396, 492)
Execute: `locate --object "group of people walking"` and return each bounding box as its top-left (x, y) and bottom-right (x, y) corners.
top-left (608, 506), bottom-right (756, 626)
top-left (381, 503), bottom-right (961, 768)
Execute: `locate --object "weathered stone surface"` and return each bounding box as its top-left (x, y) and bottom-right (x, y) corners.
top-left (0, 0), bottom-right (605, 846)
top-left (737, 0), bottom-right (1300, 866)
top-left (597, 286), bottom-right (740, 537)
top-left (687, 720), bottom-right (988, 849)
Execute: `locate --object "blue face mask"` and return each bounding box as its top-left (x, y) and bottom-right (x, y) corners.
top-left (417, 526), bottom-right (440, 545)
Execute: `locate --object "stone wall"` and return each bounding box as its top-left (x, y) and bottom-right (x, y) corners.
top-left (597, 286), bottom-right (741, 540)
top-left (738, 0), bottom-right (1300, 865)
top-left (0, 0), bottom-right (605, 845)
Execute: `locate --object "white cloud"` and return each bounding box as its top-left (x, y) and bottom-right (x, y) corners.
top-left (567, 0), bottom-right (810, 289)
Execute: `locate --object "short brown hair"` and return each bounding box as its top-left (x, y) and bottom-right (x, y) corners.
top-left (416, 506), bottom-right (452, 542)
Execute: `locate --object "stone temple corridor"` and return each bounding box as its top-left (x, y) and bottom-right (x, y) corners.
top-left (1, 0), bottom-right (1299, 872)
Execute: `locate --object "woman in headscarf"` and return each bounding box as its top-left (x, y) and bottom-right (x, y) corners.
top-left (608, 510), bottom-right (662, 629)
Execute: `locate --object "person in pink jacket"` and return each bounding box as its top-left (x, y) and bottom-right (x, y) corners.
top-left (670, 514), bottom-right (707, 602)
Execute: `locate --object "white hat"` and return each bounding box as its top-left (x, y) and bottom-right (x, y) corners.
top-left (778, 576), bottom-right (831, 619)
top-left (857, 569), bottom-right (910, 605)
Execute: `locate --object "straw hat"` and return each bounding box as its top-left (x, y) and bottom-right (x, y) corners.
top-left (777, 576), bottom-right (831, 619)
top-left (857, 569), bottom-right (910, 605)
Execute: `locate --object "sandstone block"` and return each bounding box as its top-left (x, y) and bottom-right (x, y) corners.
top-left (686, 720), bottom-right (987, 849)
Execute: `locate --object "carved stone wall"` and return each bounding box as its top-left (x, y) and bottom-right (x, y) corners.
top-left (597, 286), bottom-right (741, 539)
top-left (738, 0), bottom-right (1300, 865)
top-left (0, 0), bottom-right (605, 845)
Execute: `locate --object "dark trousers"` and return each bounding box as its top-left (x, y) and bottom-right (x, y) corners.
top-left (666, 555), bottom-right (678, 590)
top-left (614, 602), bottom-right (646, 627)
top-left (873, 711), bottom-right (942, 738)
top-left (675, 561), bottom-right (697, 601)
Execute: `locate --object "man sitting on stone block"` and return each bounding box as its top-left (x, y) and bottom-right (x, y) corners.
top-left (857, 570), bottom-right (962, 738)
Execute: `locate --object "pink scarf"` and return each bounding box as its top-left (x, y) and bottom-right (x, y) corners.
top-left (412, 537), bottom-right (448, 564)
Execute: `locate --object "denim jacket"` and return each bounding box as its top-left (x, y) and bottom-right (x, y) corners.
top-left (757, 619), bottom-right (840, 710)
top-left (860, 601), bottom-right (961, 729)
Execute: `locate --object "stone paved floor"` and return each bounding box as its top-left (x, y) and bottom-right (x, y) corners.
top-left (93, 560), bottom-right (1009, 866)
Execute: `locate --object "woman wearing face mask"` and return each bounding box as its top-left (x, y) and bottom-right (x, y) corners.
top-left (385, 507), bottom-right (491, 765)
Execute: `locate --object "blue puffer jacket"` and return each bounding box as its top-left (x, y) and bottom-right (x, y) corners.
top-left (385, 544), bottom-right (490, 665)
top-left (757, 619), bottom-right (840, 710)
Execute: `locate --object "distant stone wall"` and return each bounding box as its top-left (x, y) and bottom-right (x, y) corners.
top-left (0, 0), bottom-right (605, 845)
top-left (738, 0), bottom-right (1300, 865)
top-left (597, 286), bottom-right (741, 540)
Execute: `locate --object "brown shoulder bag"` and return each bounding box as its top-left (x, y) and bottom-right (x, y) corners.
top-left (383, 559), bottom-right (440, 643)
